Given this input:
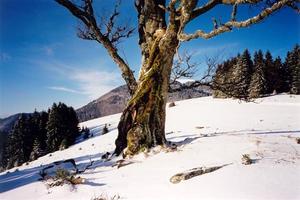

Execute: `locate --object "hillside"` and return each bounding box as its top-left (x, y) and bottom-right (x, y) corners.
top-left (0, 113), bottom-right (27, 133)
top-left (0, 95), bottom-right (299, 200)
top-left (76, 82), bottom-right (211, 122)
top-left (0, 113), bottom-right (31, 165)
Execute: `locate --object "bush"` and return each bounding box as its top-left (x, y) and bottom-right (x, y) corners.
top-left (46, 168), bottom-right (84, 187)
top-left (55, 168), bottom-right (70, 180)
top-left (296, 138), bottom-right (300, 144)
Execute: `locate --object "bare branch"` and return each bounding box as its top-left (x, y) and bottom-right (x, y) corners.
top-left (77, 24), bottom-right (96, 40)
top-left (55, 0), bottom-right (137, 95)
top-left (179, 0), bottom-right (293, 41)
top-left (190, 0), bottom-right (220, 21)
top-left (169, 52), bottom-right (222, 93)
top-left (189, 0), bottom-right (272, 23)
top-left (231, 3), bottom-right (238, 21)
top-left (170, 51), bottom-right (199, 85)
top-left (222, 0), bottom-right (261, 4)
top-left (287, 1), bottom-right (300, 13)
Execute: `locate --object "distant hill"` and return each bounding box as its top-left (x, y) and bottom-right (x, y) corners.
top-left (76, 82), bottom-right (211, 122)
top-left (0, 113), bottom-right (27, 133)
top-left (0, 82), bottom-right (211, 130)
top-left (0, 113), bottom-right (31, 168)
top-left (0, 114), bottom-right (19, 167)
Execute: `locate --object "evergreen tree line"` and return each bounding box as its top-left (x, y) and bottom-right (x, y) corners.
top-left (213, 45), bottom-right (300, 99)
top-left (1, 102), bottom-right (79, 169)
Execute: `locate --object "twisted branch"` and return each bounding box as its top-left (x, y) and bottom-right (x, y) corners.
top-left (55, 0), bottom-right (137, 95)
top-left (179, 0), bottom-right (293, 41)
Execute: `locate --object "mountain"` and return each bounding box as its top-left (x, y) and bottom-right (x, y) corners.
top-left (0, 113), bottom-right (24, 133)
top-left (76, 82), bottom-right (211, 122)
top-left (76, 85), bottom-right (130, 122)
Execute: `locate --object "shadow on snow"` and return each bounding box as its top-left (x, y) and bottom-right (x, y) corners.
top-left (0, 151), bottom-right (114, 193)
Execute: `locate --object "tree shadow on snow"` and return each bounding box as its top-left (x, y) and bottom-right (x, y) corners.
top-left (168, 133), bottom-right (222, 147)
top-left (215, 129), bottom-right (300, 136)
top-left (75, 123), bottom-right (117, 144)
top-left (0, 152), bottom-right (112, 193)
top-left (166, 129), bottom-right (300, 148)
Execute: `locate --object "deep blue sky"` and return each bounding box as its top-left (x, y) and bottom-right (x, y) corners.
top-left (0, 0), bottom-right (299, 118)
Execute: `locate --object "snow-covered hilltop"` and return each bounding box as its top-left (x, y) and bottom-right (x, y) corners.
top-left (1, 94), bottom-right (300, 200)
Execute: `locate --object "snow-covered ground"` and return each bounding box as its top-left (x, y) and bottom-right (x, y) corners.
top-left (1, 94), bottom-right (300, 200)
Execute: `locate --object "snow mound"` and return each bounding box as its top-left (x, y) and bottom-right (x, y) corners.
top-left (1, 95), bottom-right (300, 200)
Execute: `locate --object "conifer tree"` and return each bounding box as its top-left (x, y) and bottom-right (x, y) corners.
top-left (249, 50), bottom-right (267, 98)
top-left (289, 45), bottom-right (300, 94)
top-left (46, 103), bottom-right (79, 152)
top-left (38, 111), bottom-right (49, 153)
top-left (30, 138), bottom-right (43, 161)
top-left (213, 60), bottom-right (230, 98)
top-left (232, 49), bottom-right (252, 98)
top-left (5, 115), bottom-right (27, 168)
top-left (264, 51), bottom-right (277, 94)
top-left (273, 57), bottom-right (285, 93)
top-left (46, 103), bottom-right (63, 152)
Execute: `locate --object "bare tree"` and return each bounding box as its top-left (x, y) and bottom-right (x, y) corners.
top-left (55, 0), bottom-right (299, 156)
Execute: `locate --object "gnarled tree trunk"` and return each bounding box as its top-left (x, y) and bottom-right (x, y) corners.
top-left (114, 0), bottom-right (180, 156)
top-left (115, 28), bottom-right (179, 156)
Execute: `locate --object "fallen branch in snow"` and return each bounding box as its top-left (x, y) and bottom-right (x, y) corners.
top-left (170, 163), bottom-right (232, 184)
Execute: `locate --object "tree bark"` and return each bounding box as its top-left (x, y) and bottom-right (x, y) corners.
top-left (115, 28), bottom-right (179, 156)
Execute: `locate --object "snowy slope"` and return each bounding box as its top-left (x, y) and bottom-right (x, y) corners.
top-left (1, 94), bottom-right (300, 200)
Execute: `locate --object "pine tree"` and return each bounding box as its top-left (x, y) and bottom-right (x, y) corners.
top-left (289, 45), bottom-right (300, 94)
top-left (264, 51), bottom-right (277, 94)
top-left (249, 50), bottom-right (267, 98)
top-left (30, 138), bottom-right (43, 161)
top-left (0, 131), bottom-right (8, 170)
top-left (37, 111), bottom-right (49, 153)
top-left (5, 115), bottom-right (27, 168)
top-left (46, 103), bottom-right (79, 152)
top-left (278, 53), bottom-right (291, 93)
top-left (46, 103), bottom-right (63, 152)
top-left (274, 57), bottom-right (285, 93)
top-left (232, 49), bottom-right (253, 98)
top-left (213, 60), bottom-right (230, 98)
top-left (64, 106), bottom-right (79, 147)
top-left (212, 57), bottom-right (238, 98)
